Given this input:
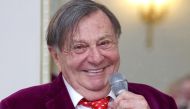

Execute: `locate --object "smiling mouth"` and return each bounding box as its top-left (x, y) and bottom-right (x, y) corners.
top-left (82, 67), bottom-right (106, 74)
top-left (85, 68), bottom-right (104, 73)
top-left (82, 65), bottom-right (111, 74)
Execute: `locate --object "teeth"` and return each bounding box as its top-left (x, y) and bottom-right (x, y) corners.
top-left (87, 69), bottom-right (103, 73)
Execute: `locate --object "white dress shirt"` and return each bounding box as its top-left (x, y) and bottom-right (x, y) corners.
top-left (63, 76), bottom-right (116, 109)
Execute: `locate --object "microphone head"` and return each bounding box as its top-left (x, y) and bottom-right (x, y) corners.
top-left (109, 73), bottom-right (128, 96)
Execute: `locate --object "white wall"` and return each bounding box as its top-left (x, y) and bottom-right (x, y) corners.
top-left (0, 0), bottom-right (41, 99)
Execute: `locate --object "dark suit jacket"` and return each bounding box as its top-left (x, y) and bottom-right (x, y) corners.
top-left (0, 73), bottom-right (177, 109)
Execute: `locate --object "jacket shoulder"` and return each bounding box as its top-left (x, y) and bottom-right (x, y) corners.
top-left (128, 82), bottom-right (177, 109)
top-left (0, 83), bottom-right (52, 109)
top-left (128, 82), bottom-right (168, 96)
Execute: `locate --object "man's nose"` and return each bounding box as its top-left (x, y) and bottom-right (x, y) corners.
top-left (87, 47), bottom-right (104, 65)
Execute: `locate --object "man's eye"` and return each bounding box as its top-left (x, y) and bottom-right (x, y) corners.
top-left (98, 40), bottom-right (114, 49)
top-left (100, 40), bottom-right (111, 45)
top-left (73, 45), bottom-right (86, 49)
top-left (72, 44), bottom-right (88, 54)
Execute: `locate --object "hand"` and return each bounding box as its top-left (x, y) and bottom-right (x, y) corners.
top-left (109, 91), bottom-right (150, 109)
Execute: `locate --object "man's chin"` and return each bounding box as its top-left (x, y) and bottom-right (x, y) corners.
top-left (86, 83), bottom-right (109, 92)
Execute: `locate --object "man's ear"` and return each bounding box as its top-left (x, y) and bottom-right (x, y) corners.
top-left (48, 46), bottom-right (62, 71)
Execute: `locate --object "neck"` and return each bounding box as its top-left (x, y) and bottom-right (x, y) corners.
top-left (63, 76), bottom-right (111, 101)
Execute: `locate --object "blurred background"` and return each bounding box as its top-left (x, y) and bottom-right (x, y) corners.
top-left (0, 0), bottom-right (190, 101)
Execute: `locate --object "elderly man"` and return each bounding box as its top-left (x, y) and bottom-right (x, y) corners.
top-left (0, 0), bottom-right (177, 109)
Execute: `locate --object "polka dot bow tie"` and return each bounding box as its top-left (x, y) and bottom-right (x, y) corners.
top-left (79, 96), bottom-right (110, 109)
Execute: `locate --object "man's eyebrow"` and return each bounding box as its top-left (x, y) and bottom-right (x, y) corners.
top-left (99, 35), bottom-right (115, 40)
top-left (72, 34), bottom-right (115, 42)
top-left (72, 39), bottom-right (86, 43)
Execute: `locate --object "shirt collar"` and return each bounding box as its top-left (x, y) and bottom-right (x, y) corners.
top-left (62, 76), bottom-right (116, 107)
top-left (63, 76), bottom-right (83, 107)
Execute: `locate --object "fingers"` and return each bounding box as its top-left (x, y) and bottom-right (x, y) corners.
top-left (112, 91), bottom-right (150, 109)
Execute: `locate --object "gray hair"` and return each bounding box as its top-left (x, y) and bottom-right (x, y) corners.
top-left (47, 0), bottom-right (121, 51)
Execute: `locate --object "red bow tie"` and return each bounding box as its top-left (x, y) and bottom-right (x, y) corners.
top-left (79, 96), bottom-right (110, 109)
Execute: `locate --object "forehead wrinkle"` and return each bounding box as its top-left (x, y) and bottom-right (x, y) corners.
top-left (71, 10), bottom-right (115, 44)
top-left (79, 11), bottom-right (113, 29)
top-left (72, 33), bottom-right (115, 44)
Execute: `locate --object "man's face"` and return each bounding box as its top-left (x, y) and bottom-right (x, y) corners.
top-left (55, 10), bottom-right (120, 96)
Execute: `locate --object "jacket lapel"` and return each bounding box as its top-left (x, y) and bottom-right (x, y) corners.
top-left (45, 73), bottom-right (75, 109)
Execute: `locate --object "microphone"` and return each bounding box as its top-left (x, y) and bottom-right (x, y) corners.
top-left (109, 73), bottom-right (128, 96)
